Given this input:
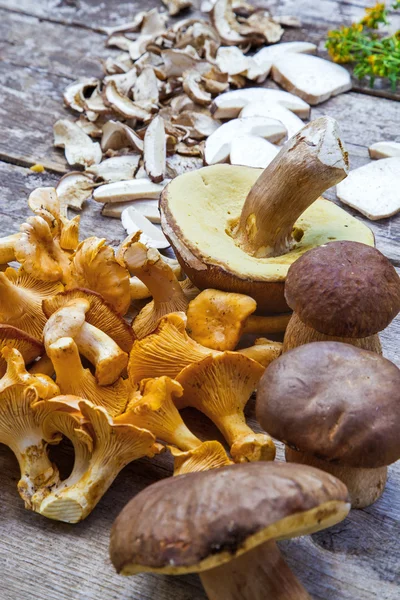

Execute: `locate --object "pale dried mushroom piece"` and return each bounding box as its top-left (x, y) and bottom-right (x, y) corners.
top-left (63, 78), bottom-right (99, 113)
top-left (183, 70), bottom-right (212, 105)
top-left (336, 158), bottom-right (400, 220)
top-left (104, 53), bottom-right (134, 75)
top-left (102, 12), bottom-right (147, 37)
top-left (211, 87), bottom-right (311, 119)
top-left (369, 141), bottom-right (400, 159)
top-left (101, 120), bottom-right (144, 153)
top-left (103, 81), bottom-right (151, 121)
top-left (242, 10), bottom-right (283, 45)
top-left (240, 101), bottom-right (305, 139)
top-left (172, 111), bottom-right (220, 140)
top-left (204, 116), bottom-right (286, 164)
top-left (84, 87), bottom-right (110, 115)
top-left (93, 178), bottom-right (166, 204)
top-left (133, 65), bottom-right (160, 105)
top-left (271, 53), bottom-right (352, 105)
top-left (121, 207), bottom-right (170, 249)
top-left (75, 116), bottom-right (103, 138)
top-left (56, 172), bottom-right (95, 213)
top-left (162, 0), bottom-right (192, 16)
top-left (211, 0), bottom-right (248, 45)
top-left (104, 68), bottom-right (138, 96)
top-left (54, 120), bottom-right (102, 168)
top-left (162, 48), bottom-right (205, 78)
top-left (122, 199), bottom-right (161, 223)
top-left (166, 154), bottom-right (203, 177)
top-left (230, 135), bottom-right (279, 168)
top-left (144, 116), bottom-right (166, 183)
top-left (86, 155), bottom-right (140, 183)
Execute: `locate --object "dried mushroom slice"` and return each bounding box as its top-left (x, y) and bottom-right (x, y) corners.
top-left (162, 0), bottom-right (193, 16)
top-left (144, 116), bottom-right (166, 183)
top-left (53, 120), bottom-right (102, 167)
top-left (101, 120), bottom-right (144, 153)
top-left (103, 81), bottom-right (151, 121)
top-left (56, 172), bottom-right (95, 213)
top-left (63, 78), bottom-right (99, 113)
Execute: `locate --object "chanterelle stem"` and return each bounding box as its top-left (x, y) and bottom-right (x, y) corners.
top-left (234, 116), bottom-right (349, 258)
top-left (200, 540), bottom-right (311, 600)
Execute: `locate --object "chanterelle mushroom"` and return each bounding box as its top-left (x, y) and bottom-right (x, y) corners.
top-left (0, 325), bottom-right (44, 377)
top-left (67, 237), bottom-right (131, 315)
top-left (0, 233), bottom-right (22, 264)
top-left (176, 352), bottom-right (274, 463)
top-left (160, 117), bottom-right (374, 312)
top-left (47, 337), bottom-right (130, 417)
top-left (257, 342), bottom-right (400, 508)
top-left (0, 267), bottom-right (63, 340)
top-left (186, 289), bottom-right (289, 351)
top-left (35, 400), bottom-right (162, 523)
top-left (121, 242), bottom-right (188, 339)
top-left (43, 295), bottom-right (129, 386)
top-left (169, 440), bottom-right (233, 475)
top-left (110, 461), bottom-right (350, 600)
top-left (0, 385), bottom-right (60, 508)
top-left (0, 347), bottom-right (59, 399)
top-left (283, 241), bottom-right (400, 354)
top-left (115, 376), bottom-right (201, 451)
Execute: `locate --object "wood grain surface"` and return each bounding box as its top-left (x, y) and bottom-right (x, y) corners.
top-left (0, 1), bottom-right (399, 599)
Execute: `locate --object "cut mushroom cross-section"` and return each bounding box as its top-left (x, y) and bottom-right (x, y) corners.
top-left (240, 102), bottom-right (305, 139)
top-left (121, 207), bottom-right (170, 249)
top-left (93, 179), bottom-right (166, 203)
top-left (160, 117), bottom-right (374, 313)
top-left (144, 115), bottom-right (166, 183)
top-left (211, 87), bottom-right (311, 119)
top-left (204, 116), bottom-right (286, 165)
top-left (53, 119), bottom-right (102, 167)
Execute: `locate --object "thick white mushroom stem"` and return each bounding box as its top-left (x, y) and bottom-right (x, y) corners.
top-left (75, 323), bottom-right (128, 386)
top-left (234, 117), bottom-right (349, 258)
top-left (200, 540), bottom-right (311, 600)
top-left (243, 313), bottom-right (291, 335)
top-left (286, 447), bottom-right (387, 509)
top-left (283, 312), bottom-right (382, 355)
top-left (0, 233), bottom-right (20, 264)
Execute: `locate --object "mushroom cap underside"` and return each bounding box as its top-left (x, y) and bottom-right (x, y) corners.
top-left (160, 164), bottom-right (374, 284)
top-left (256, 342), bottom-right (400, 468)
top-left (284, 241), bottom-right (400, 337)
top-left (110, 462), bottom-right (349, 576)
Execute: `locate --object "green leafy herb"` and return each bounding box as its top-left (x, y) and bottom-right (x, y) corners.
top-left (326, 2), bottom-right (400, 89)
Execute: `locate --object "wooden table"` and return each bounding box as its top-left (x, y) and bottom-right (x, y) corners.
top-left (0, 1), bottom-right (399, 598)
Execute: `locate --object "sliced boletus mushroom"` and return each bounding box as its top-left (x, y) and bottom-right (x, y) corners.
top-left (211, 87), bottom-right (310, 119)
top-left (257, 341), bottom-right (400, 508)
top-left (336, 157), bottom-right (400, 220)
top-left (104, 81), bottom-right (151, 121)
top-left (121, 207), bottom-right (170, 249)
top-left (283, 241), bottom-right (400, 354)
top-left (101, 120), bottom-right (144, 153)
top-left (369, 141), bottom-right (400, 159)
top-left (110, 461), bottom-right (350, 600)
top-left (160, 117), bottom-right (374, 312)
top-left (56, 172), bottom-right (94, 213)
top-left (53, 120), bottom-right (102, 167)
top-left (144, 116), bottom-right (166, 183)
top-left (93, 179), bottom-right (166, 203)
top-left (63, 78), bottom-right (99, 113)
top-left (229, 135), bottom-right (279, 168)
top-left (240, 102), bottom-right (305, 139)
top-left (204, 116), bottom-right (286, 164)
top-left (162, 0), bottom-right (192, 15)
top-left (271, 53), bottom-right (352, 105)
top-left (211, 0), bottom-right (248, 46)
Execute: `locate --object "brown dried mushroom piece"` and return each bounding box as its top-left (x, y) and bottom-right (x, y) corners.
top-left (257, 342), bottom-right (400, 508)
top-left (110, 462), bottom-right (350, 600)
top-left (283, 241), bottom-right (400, 354)
top-left (160, 117), bottom-right (374, 312)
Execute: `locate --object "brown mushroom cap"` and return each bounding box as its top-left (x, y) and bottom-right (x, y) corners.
top-left (110, 461), bottom-right (349, 576)
top-left (284, 241), bottom-right (400, 337)
top-left (42, 288), bottom-right (135, 352)
top-left (256, 342), bottom-right (400, 468)
top-left (0, 325), bottom-right (44, 376)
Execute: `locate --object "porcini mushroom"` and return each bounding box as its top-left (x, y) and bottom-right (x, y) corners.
top-left (176, 352), bottom-right (274, 463)
top-left (0, 325), bottom-right (43, 377)
top-left (0, 267), bottom-right (63, 340)
top-left (186, 289), bottom-right (289, 351)
top-left (161, 117), bottom-right (374, 312)
top-left (257, 342), bottom-right (400, 508)
top-left (122, 242), bottom-right (188, 338)
top-left (283, 241), bottom-right (400, 354)
top-left (211, 87), bottom-right (311, 119)
top-left (110, 461), bottom-right (350, 600)
top-left (0, 347), bottom-right (60, 398)
top-left (169, 440), bottom-right (233, 475)
top-left (36, 400), bottom-right (162, 523)
top-left (0, 385), bottom-right (60, 507)
top-left (115, 376), bottom-right (201, 451)
top-left (47, 337), bottom-right (130, 417)
top-left (42, 295), bottom-right (129, 386)
top-left (369, 141), bottom-right (400, 159)
top-left (66, 237), bottom-right (131, 315)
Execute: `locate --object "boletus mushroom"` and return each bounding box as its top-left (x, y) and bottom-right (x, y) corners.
top-left (110, 462), bottom-right (350, 599)
top-left (256, 342), bottom-right (400, 508)
top-left (160, 116), bottom-right (374, 312)
top-left (283, 241), bottom-right (400, 354)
